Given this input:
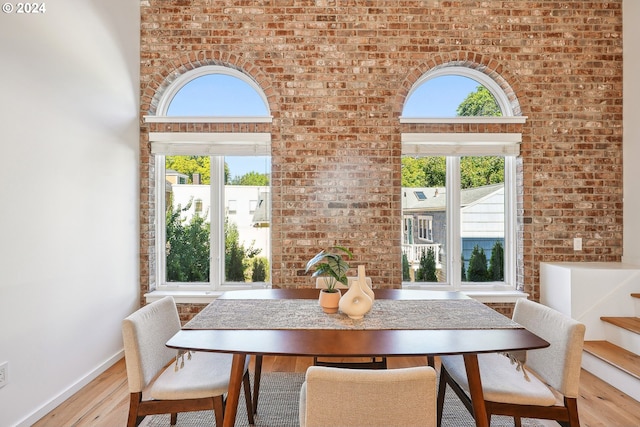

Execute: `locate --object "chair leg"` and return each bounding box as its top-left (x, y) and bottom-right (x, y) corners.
top-left (253, 354), bottom-right (263, 415)
top-left (243, 370), bottom-right (255, 425)
top-left (127, 392), bottom-right (143, 427)
top-left (514, 416), bottom-right (522, 427)
top-left (170, 413), bottom-right (177, 425)
top-left (427, 355), bottom-right (435, 368)
top-left (565, 397), bottom-right (580, 427)
top-left (213, 395), bottom-right (225, 427)
top-left (436, 367), bottom-right (448, 427)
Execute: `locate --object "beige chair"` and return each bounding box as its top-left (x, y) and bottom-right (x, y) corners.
top-left (436, 298), bottom-right (586, 427)
top-left (122, 296), bottom-right (254, 427)
top-left (314, 277), bottom-right (387, 369)
top-left (300, 366), bottom-right (437, 427)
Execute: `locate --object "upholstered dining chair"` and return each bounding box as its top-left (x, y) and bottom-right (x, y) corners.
top-left (300, 366), bottom-right (437, 427)
top-left (122, 296), bottom-right (254, 427)
top-left (313, 277), bottom-right (387, 369)
top-left (436, 298), bottom-right (586, 427)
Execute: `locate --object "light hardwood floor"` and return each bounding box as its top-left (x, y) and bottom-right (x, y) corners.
top-left (33, 356), bottom-right (640, 427)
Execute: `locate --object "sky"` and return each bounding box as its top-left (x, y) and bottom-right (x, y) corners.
top-left (167, 74), bottom-right (481, 178)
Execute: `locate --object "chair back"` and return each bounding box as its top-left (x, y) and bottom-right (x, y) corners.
top-left (122, 296), bottom-right (181, 393)
top-left (315, 277), bottom-right (348, 289)
top-left (301, 366), bottom-right (437, 427)
top-left (315, 276), bottom-right (372, 289)
top-left (512, 298), bottom-right (586, 398)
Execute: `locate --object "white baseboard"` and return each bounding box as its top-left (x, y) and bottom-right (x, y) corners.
top-left (16, 350), bottom-right (124, 427)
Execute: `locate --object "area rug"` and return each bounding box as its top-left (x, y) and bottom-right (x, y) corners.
top-left (141, 372), bottom-right (547, 427)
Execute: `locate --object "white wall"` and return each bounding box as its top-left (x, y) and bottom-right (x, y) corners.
top-left (623, 0), bottom-right (640, 265)
top-left (0, 2), bottom-right (140, 426)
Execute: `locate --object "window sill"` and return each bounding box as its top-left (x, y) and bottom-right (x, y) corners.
top-left (147, 288), bottom-right (528, 305)
top-left (460, 290), bottom-right (529, 304)
top-left (402, 283), bottom-right (528, 304)
top-left (145, 290), bottom-right (226, 304)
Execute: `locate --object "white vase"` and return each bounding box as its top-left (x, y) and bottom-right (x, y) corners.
top-left (356, 265), bottom-right (375, 302)
top-left (339, 266), bottom-right (373, 319)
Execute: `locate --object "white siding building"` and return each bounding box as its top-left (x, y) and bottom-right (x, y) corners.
top-left (171, 185), bottom-right (271, 258)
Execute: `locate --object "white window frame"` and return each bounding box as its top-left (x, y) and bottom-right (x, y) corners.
top-left (146, 66), bottom-right (273, 294)
top-left (417, 215), bottom-right (433, 242)
top-left (401, 151), bottom-right (517, 293)
top-left (400, 67), bottom-right (526, 298)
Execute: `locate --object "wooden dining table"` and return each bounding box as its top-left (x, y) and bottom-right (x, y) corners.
top-left (166, 288), bottom-right (549, 427)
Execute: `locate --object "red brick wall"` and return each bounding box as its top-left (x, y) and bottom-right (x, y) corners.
top-left (139, 1), bottom-right (623, 301)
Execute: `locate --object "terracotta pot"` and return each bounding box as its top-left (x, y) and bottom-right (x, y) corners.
top-left (318, 289), bottom-right (341, 313)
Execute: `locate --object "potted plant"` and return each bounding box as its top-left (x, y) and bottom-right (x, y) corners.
top-left (305, 246), bottom-right (353, 313)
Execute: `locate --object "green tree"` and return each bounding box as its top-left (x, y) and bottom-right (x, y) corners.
top-left (461, 254), bottom-right (467, 281)
top-left (467, 245), bottom-right (489, 282)
top-left (165, 200), bottom-right (210, 282)
top-left (402, 253), bottom-right (411, 281)
top-left (166, 156), bottom-right (232, 184)
top-left (460, 157), bottom-right (505, 189)
top-left (226, 240), bottom-right (245, 281)
top-left (416, 247), bottom-right (438, 282)
top-left (166, 156), bottom-right (211, 184)
top-left (251, 257), bottom-right (269, 282)
top-left (166, 203), bottom-right (265, 283)
top-left (230, 171), bottom-right (270, 186)
top-left (224, 217), bottom-right (261, 282)
top-left (402, 155), bottom-right (504, 189)
top-left (488, 240), bottom-right (504, 281)
top-left (401, 157), bottom-right (446, 187)
top-left (456, 86), bottom-right (501, 117)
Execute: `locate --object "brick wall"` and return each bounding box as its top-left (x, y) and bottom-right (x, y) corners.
top-left (139, 1), bottom-right (623, 301)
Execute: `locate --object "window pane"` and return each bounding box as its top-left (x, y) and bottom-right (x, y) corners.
top-left (460, 156), bottom-right (505, 283)
top-left (403, 75), bottom-right (502, 118)
top-left (167, 74), bottom-right (269, 116)
top-left (402, 156), bottom-right (446, 283)
top-left (165, 156), bottom-right (211, 283)
top-left (224, 156), bottom-right (270, 283)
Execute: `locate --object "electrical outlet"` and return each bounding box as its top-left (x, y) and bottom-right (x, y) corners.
top-left (0, 361), bottom-right (7, 388)
top-left (573, 237), bottom-right (583, 251)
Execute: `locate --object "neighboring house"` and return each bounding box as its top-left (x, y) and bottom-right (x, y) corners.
top-left (402, 183), bottom-right (505, 274)
top-left (165, 169), bottom-right (188, 185)
top-left (169, 182), bottom-right (271, 258)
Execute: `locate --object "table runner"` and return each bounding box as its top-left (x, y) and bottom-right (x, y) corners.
top-left (184, 298), bottom-right (522, 330)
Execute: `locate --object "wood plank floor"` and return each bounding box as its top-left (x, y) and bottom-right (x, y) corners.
top-left (33, 356), bottom-right (640, 427)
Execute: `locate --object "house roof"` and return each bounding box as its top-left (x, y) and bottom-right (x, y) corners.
top-left (402, 183), bottom-right (503, 211)
top-left (402, 188), bottom-right (446, 211)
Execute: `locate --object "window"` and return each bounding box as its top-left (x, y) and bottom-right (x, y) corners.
top-left (401, 67), bottom-right (524, 290)
top-left (414, 191), bottom-right (427, 201)
top-left (148, 66), bottom-right (272, 290)
top-left (227, 200), bottom-right (237, 215)
top-left (417, 216), bottom-right (433, 241)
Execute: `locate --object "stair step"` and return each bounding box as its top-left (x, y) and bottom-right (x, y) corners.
top-left (583, 340), bottom-right (640, 380)
top-left (600, 316), bottom-right (640, 334)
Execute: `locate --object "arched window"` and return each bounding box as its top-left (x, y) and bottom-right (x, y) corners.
top-left (158, 67), bottom-right (270, 116)
top-left (147, 66), bottom-right (271, 291)
top-left (400, 67), bottom-right (524, 293)
top-left (403, 66), bottom-right (514, 117)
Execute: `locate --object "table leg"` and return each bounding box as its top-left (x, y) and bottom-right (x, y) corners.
top-left (253, 354), bottom-right (263, 415)
top-left (463, 353), bottom-right (490, 427)
top-left (223, 353), bottom-right (247, 427)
